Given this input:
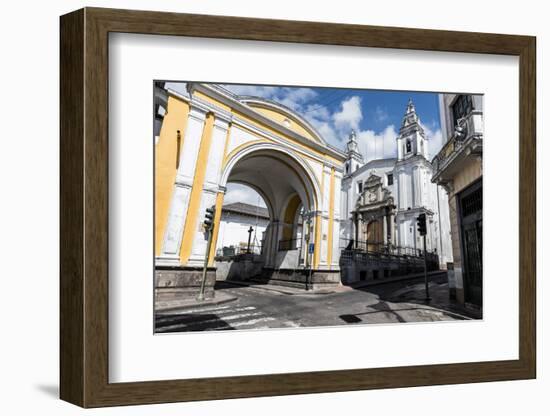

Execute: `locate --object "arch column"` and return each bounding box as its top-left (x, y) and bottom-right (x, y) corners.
top-left (185, 116), bottom-right (231, 266)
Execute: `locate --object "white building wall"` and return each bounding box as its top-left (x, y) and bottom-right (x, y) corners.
top-left (216, 213), bottom-right (269, 253)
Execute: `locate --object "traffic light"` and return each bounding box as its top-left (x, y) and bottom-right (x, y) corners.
top-left (204, 206), bottom-right (215, 231)
top-left (417, 213), bottom-right (427, 236)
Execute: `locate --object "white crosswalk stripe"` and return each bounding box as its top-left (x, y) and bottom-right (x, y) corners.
top-left (155, 304), bottom-right (300, 332)
top-left (156, 306), bottom-right (255, 324)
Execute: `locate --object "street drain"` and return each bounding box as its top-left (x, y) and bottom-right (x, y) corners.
top-left (340, 314), bottom-right (362, 323)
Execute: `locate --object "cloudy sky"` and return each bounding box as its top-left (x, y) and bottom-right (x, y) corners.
top-left (166, 82), bottom-right (444, 208)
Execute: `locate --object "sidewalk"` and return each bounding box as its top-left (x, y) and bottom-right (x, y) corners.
top-left (360, 272), bottom-right (482, 320)
top-left (219, 271), bottom-right (446, 296)
top-left (218, 280), bottom-right (346, 296)
top-left (155, 290), bottom-right (237, 313)
top-left (349, 270), bottom-right (447, 289)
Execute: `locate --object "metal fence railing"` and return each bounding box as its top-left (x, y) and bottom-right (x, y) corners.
top-left (339, 238), bottom-right (439, 269)
top-left (278, 239), bottom-right (301, 251)
top-left (216, 244), bottom-right (263, 257)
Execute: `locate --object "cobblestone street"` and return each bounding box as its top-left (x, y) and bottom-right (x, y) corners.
top-left (155, 274), bottom-right (478, 333)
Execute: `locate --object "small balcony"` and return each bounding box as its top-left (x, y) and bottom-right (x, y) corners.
top-left (431, 112), bottom-right (483, 188)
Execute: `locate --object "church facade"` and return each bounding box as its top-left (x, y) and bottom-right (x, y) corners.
top-left (340, 100), bottom-right (453, 282)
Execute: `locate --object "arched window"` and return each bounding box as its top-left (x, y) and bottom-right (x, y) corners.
top-left (406, 139), bottom-right (412, 153)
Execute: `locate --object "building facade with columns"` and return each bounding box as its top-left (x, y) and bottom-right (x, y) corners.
top-left (154, 82), bottom-right (346, 298)
top-left (340, 100), bottom-right (453, 278)
top-left (432, 93), bottom-right (483, 307)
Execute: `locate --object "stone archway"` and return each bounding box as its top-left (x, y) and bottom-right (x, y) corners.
top-left (154, 83), bottom-right (346, 298)
top-left (219, 143), bottom-right (321, 275)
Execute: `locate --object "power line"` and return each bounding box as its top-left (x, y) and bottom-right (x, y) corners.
top-left (302, 89), bottom-right (351, 114)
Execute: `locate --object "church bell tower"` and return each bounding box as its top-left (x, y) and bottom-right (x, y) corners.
top-left (344, 130), bottom-right (364, 177)
top-left (396, 99), bottom-right (428, 161)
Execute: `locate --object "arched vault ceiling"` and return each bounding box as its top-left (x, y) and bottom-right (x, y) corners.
top-left (227, 154), bottom-right (312, 219)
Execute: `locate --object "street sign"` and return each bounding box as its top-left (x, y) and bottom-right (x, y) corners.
top-left (308, 243), bottom-right (315, 254)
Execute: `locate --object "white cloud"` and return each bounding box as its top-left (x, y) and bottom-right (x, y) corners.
top-left (357, 125), bottom-right (398, 163)
top-left (332, 96), bottom-right (363, 131)
top-left (221, 85), bottom-right (318, 112)
top-left (221, 84), bottom-right (281, 99)
top-left (374, 106), bottom-right (389, 122)
top-left (218, 84), bottom-right (443, 162)
top-left (277, 88), bottom-right (318, 110)
top-left (420, 121), bottom-right (444, 159)
top-left (223, 183), bottom-right (267, 208)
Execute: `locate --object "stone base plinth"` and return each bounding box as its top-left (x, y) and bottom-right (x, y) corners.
top-left (255, 268), bottom-right (341, 290)
top-left (155, 266), bottom-right (217, 301)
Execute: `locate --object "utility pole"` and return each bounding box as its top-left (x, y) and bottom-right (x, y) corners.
top-left (197, 206), bottom-right (216, 302)
top-left (417, 213), bottom-right (430, 302)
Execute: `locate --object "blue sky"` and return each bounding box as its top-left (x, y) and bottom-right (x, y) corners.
top-left (218, 84), bottom-right (444, 207)
top-left (164, 82), bottom-right (443, 207)
top-left (220, 83), bottom-right (444, 163)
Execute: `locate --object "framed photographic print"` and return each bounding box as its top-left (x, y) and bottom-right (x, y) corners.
top-left (60, 7), bottom-right (536, 408)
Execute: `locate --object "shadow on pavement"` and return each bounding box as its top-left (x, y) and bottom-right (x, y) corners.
top-left (155, 313), bottom-right (235, 333)
top-left (351, 274), bottom-right (481, 320)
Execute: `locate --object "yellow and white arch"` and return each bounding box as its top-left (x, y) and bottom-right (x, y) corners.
top-left (154, 83), bottom-right (345, 274)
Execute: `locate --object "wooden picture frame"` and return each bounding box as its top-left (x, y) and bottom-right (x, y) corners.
top-left (60, 7), bottom-right (536, 408)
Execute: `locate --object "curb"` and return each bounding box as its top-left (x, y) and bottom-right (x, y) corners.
top-left (221, 280), bottom-right (339, 296)
top-left (350, 271), bottom-right (447, 289)
top-left (155, 293), bottom-right (238, 313)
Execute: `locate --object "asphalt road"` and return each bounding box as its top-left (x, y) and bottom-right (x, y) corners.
top-left (155, 275), bottom-right (477, 333)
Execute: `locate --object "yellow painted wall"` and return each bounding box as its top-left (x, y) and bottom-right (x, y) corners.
top-left (194, 90), bottom-right (232, 112)
top-left (282, 194), bottom-right (302, 240)
top-left (250, 105), bottom-right (319, 143)
top-left (232, 109), bottom-right (343, 168)
top-left (179, 114), bottom-right (215, 264)
top-left (154, 96), bottom-right (190, 256)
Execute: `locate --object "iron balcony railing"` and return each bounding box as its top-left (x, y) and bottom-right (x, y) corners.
top-left (431, 113), bottom-right (483, 181)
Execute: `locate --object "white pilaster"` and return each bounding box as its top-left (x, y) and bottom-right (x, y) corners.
top-left (157, 104), bottom-right (208, 265)
top-left (187, 116), bottom-right (231, 266)
top-left (331, 172), bottom-right (342, 268)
